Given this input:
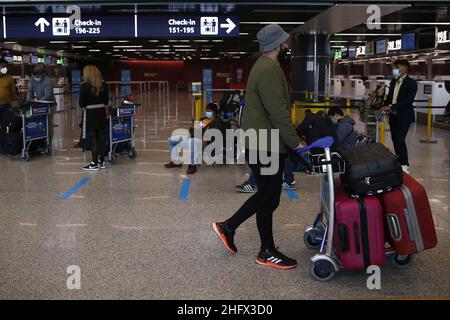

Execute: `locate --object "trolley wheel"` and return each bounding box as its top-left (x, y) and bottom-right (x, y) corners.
top-left (310, 257), bottom-right (336, 282)
top-left (129, 147), bottom-right (137, 159)
top-left (20, 151), bottom-right (29, 162)
top-left (108, 154), bottom-right (117, 165)
top-left (303, 225), bottom-right (324, 249)
top-left (44, 146), bottom-right (51, 155)
top-left (390, 253), bottom-right (413, 269)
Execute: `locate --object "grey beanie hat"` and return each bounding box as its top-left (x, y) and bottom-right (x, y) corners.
top-left (257, 24), bottom-right (290, 52)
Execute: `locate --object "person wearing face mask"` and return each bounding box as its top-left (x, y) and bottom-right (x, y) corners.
top-left (213, 24), bottom-right (302, 270)
top-left (26, 64), bottom-right (55, 149)
top-left (165, 103), bottom-right (222, 175)
top-left (0, 58), bottom-right (18, 152)
top-left (380, 59), bottom-right (418, 174)
top-left (327, 106), bottom-right (357, 151)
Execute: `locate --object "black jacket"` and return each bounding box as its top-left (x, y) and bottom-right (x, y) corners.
top-left (385, 75), bottom-right (418, 122)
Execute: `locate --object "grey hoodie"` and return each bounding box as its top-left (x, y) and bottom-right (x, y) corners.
top-left (336, 115), bottom-right (357, 150)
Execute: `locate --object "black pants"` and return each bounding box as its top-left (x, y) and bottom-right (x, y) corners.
top-left (389, 116), bottom-right (412, 166)
top-left (227, 151), bottom-right (286, 251)
top-left (88, 129), bottom-right (106, 164)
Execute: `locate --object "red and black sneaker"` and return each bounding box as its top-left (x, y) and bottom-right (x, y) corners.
top-left (255, 248), bottom-right (297, 270)
top-left (213, 222), bottom-right (237, 254)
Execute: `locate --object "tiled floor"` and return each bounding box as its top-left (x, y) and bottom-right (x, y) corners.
top-left (0, 91), bottom-right (448, 299)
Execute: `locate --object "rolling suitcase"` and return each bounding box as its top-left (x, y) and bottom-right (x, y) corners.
top-left (379, 173), bottom-right (437, 255)
top-left (341, 143), bottom-right (403, 195)
top-left (334, 181), bottom-right (385, 270)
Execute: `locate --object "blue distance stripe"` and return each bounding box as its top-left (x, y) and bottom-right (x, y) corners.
top-left (409, 144), bottom-right (427, 152)
top-left (59, 177), bottom-right (91, 200)
top-left (178, 179), bottom-right (191, 201)
top-left (284, 189), bottom-right (299, 200)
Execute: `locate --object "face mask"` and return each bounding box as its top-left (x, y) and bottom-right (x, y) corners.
top-left (205, 111), bottom-right (214, 119)
top-left (0, 67), bottom-right (7, 75)
top-left (331, 117), bottom-right (338, 124)
top-left (392, 68), bottom-right (400, 78)
top-left (278, 46), bottom-right (289, 62)
top-left (34, 75), bottom-right (42, 82)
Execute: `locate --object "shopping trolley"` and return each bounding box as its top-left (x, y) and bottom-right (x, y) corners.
top-left (106, 101), bottom-right (137, 164)
top-left (19, 101), bottom-right (55, 161)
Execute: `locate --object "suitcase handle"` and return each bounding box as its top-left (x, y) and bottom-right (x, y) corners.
top-left (386, 213), bottom-right (403, 241)
top-left (338, 224), bottom-right (350, 253)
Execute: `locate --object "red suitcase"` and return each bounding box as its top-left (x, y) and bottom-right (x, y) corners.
top-left (379, 173), bottom-right (437, 255)
top-left (334, 181), bottom-right (386, 270)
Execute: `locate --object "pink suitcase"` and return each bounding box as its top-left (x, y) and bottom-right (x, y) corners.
top-left (334, 181), bottom-right (386, 269)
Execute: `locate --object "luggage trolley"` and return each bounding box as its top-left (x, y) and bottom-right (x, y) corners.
top-left (360, 109), bottom-right (385, 143)
top-left (300, 137), bottom-right (412, 281)
top-left (19, 101), bottom-right (54, 161)
top-left (106, 101), bottom-right (137, 164)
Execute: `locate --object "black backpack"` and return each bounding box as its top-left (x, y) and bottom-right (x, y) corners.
top-left (297, 111), bottom-right (340, 153)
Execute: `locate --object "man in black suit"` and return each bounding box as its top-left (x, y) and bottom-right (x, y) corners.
top-left (381, 59), bottom-right (418, 174)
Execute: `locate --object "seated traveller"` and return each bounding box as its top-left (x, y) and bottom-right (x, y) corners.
top-left (327, 106), bottom-right (357, 150)
top-left (165, 103), bottom-right (222, 175)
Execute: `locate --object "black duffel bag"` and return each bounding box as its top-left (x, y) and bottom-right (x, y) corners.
top-left (341, 143), bottom-right (403, 195)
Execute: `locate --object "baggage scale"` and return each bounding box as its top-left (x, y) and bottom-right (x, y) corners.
top-left (298, 137), bottom-right (413, 281)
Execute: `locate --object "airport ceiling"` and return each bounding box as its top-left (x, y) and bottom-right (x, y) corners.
top-left (1, 1), bottom-right (450, 61)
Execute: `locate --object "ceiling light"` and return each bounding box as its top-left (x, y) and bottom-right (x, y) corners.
top-left (366, 22), bottom-right (450, 26)
top-left (50, 41), bottom-right (68, 44)
top-left (97, 40), bottom-right (115, 43)
top-left (335, 33), bottom-right (402, 36)
top-left (239, 33), bottom-right (249, 36)
top-left (89, 49), bottom-right (101, 52)
top-left (240, 21), bottom-right (304, 25)
top-left (148, 40), bottom-right (159, 43)
top-left (72, 45), bottom-right (87, 49)
top-left (113, 45), bottom-right (143, 48)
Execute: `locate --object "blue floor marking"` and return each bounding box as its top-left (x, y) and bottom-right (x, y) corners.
top-left (409, 144), bottom-right (427, 152)
top-left (284, 189), bottom-right (299, 200)
top-left (59, 177), bottom-right (91, 200)
top-left (179, 179), bottom-right (191, 201)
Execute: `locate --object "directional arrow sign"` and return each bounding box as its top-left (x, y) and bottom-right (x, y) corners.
top-left (35, 17), bottom-right (50, 32)
top-left (220, 18), bottom-right (236, 34)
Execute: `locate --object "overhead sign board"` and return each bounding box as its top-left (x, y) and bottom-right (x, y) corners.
top-left (4, 15), bottom-right (135, 39)
top-left (137, 16), bottom-right (239, 38)
top-left (0, 17), bottom-right (4, 38)
top-left (1, 13), bottom-right (239, 39)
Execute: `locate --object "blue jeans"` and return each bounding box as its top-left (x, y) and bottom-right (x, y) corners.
top-left (248, 157), bottom-right (294, 186)
top-left (168, 136), bottom-right (203, 165)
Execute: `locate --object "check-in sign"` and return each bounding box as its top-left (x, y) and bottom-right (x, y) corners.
top-left (4, 15), bottom-right (135, 39)
top-left (1, 14), bottom-right (239, 39)
top-left (137, 16), bottom-right (239, 37)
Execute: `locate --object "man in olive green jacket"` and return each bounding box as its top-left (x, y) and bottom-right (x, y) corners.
top-left (214, 24), bottom-right (301, 270)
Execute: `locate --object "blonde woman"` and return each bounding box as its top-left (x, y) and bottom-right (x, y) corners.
top-left (79, 65), bottom-right (109, 171)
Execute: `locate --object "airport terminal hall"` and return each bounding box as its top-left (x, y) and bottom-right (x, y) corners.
top-left (1, 0), bottom-right (450, 303)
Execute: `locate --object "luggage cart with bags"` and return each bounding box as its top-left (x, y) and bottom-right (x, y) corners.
top-left (19, 101), bottom-right (54, 161)
top-left (299, 137), bottom-right (412, 282)
top-left (106, 100), bottom-right (137, 164)
top-left (359, 84), bottom-right (387, 143)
